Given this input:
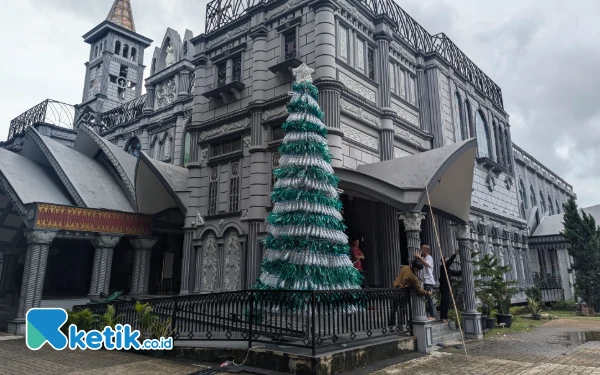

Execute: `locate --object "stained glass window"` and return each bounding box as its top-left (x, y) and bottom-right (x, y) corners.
top-left (183, 132), bottom-right (191, 167)
top-left (367, 48), bottom-right (375, 80)
top-left (284, 31), bottom-right (296, 59)
top-left (475, 111), bottom-right (491, 158)
top-left (126, 138), bottom-right (141, 157)
top-left (232, 56), bottom-right (242, 82)
top-left (229, 162), bottom-right (240, 212)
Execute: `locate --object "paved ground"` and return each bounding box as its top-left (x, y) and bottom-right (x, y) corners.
top-left (372, 319), bottom-right (600, 375)
top-left (1, 319), bottom-right (599, 374)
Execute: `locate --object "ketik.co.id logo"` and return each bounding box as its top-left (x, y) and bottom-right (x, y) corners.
top-left (26, 308), bottom-right (173, 351)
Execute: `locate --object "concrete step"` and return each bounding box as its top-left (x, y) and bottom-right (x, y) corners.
top-left (432, 331), bottom-right (463, 345)
top-left (430, 321), bottom-right (457, 335)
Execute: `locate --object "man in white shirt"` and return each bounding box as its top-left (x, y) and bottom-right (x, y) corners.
top-left (414, 245), bottom-right (437, 321)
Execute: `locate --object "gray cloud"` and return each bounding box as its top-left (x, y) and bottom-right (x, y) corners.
top-left (1, 0), bottom-right (597, 206)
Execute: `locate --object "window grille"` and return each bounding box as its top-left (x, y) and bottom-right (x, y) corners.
top-left (208, 167), bottom-right (218, 215)
top-left (211, 138), bottom-right (242, 157)
top-left (229, 162), bottom-right (240, 212)
top-left (217, 63), bottom-right (227, 87)
top-left (232, 56), bottom-right (242, 82)
top-left (284, 32), bottom-right (297, 59)
top-left (367, 48), bottom-right (375, 80)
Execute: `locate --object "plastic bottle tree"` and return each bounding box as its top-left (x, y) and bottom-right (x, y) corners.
top-left (255, 63), bottom-right (362, 291)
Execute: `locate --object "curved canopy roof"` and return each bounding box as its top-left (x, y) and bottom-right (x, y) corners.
top-left (533, 204), bottom-right (600, 237)
top-left (337, 139), bottom-right (477, 222)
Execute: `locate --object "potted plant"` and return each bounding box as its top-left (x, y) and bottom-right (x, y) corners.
top-left (474, 252), bottom-right (519, 329)
top-left (527, 298), bottom-right (542, 320)
top-left (101, 305), bottom-right (124, 330)
top-left (134, 302), bottom-right (157, 349)
top-left (480, 293), bottom-right (496, 330)
top-left (148, 317), bottom-right (177, 358)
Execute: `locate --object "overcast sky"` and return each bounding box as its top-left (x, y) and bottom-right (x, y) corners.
top-left (1, 0), bottom-right (598, 207)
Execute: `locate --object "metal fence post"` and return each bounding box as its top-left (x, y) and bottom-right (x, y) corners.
top-left (248, 291), bottom-right (254, 349)
top-left (170, 300), bottom-right (178, 334)
top-left (311, 291), bottom-right (317, 356)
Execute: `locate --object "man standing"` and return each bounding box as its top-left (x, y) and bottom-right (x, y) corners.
top-left (389, 259), bottom-right (432, 326)
top-left (439, 250), bottom-right (462, 323)
top-left (414, 245), bottom-right (437, 321)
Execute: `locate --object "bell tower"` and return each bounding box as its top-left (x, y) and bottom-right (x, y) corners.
top-left (79, 0), bottom-right (152, 114)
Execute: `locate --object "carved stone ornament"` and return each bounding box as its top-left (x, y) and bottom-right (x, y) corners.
top-left (266, 0), bottom-right (305, 20)
top-left (219, 219), bottom-right (226, 230)
top-left (339, 72), bottom-right (376, 103)
top-left (452, 224), bottom-right (471, 240)
top-left (201, 149), bottom-right (208, 162)
top-left (196, 211), bottom-right (205, 226)
top-left (340, 98), bottom-right (381, 127)
top-left (262, 106), bottom-right (288, 121)
top-left (337, 0), bottom-right (375, 29)
top-left (486, 173), bottom-right (496, 192)
top-left (199, 118), bottom-right (250, 141)
top-left (399, 212), bottom-right (425, 232)
top-left (393, 125), bottom-right (425, 147)
top-left (241, 209), bottom-right (249, 219)
top-left (130, 238), bottom-right (158, 250)
top-left (341, 123), bottom-right (379, 151)
top-left (243, 137), bottom-right (251, 148)
top-left (292, 63), bottom-right (314, 84)
top-left (223, 231), bottom-right (241, 291)
top-left (201, 234), bottom-right (218, 292)
top-left (207, 23), bottom-right (250, 49)
top-left (25, 230), bottom-right (57, 245)
top-left (92, 235), bottom-right (122, 249)
top-left (165, 41), bottom-right (176, 67)
top-left (156, 79), bottom-right (177, 109)
top-left (391, 102), bottom-right (419, 127)
top-left (505, 175), bottom-right (513, 190)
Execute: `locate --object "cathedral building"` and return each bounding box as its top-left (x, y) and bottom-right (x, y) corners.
top-left (0, 0), bottom-right (577, 334)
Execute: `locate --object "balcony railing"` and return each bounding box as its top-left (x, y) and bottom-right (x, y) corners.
top-left (204, 0), bottom-right (504, 108)
top-left (532, 272), bottom-right (563, 290)
top-left (7, 99), bottom-right (75, 140)
top-left (99, 94), bottom-right (147, 133)
top-left (74, 288), bottom-right (413, 355)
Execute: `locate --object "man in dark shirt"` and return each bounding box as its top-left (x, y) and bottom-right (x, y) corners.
top-left (439, 250), bottom-right (462, 323)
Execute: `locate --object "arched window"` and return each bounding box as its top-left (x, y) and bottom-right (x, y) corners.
top-left (183, 41), bottom-right (188, 58)
top-left (183, 132), bottom-right (191, 167)
top-left (493, 121), bottom-right (502, 164)
top-left (475, 110), bottom-right (492, 158)
top-left (465, 100), bottom-right (474, 137)
top-left (162, 132), bottom-right (172, 160)
top-left (101, 41), bottom-right (105, 51)
top-left (530, 186), bottom-right (537, 207)
top-left (131, 47), bottom-right (137, 62)
top-left (556, 199), bottom-right (561, 214)
top-left (151, 136), bottom-right (160, 160)
top-left (94, 45), bottom-right (99, 58)
top-left (539, 190), bottom-right (547, 214)
top-left (503, 128), bottom-right (511, 171)
top-left (122, 44), bottom-right (129, 59)
top-left (114, 41), bottom-right (121, 55)
top-left (152, 58), bottom-right (157, 74)
top-left (519, 179), bottom-right (528, 218)
top-left (126, 138), bottom-right (141, 157)
top-left (454, 92), bottom-right (465, 141)
top-left (548, 195), bottom-right (554, 215)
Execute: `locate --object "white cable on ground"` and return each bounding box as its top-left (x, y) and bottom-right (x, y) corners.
top-left (220, 345), bottom-right (266, 368)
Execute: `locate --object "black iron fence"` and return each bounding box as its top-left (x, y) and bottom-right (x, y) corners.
top-left (8, 99), bottom-right (75, 140)
top-left (74, 288), bottom-right (412, 355)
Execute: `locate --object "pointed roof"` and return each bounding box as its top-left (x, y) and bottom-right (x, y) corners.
top-left (106, 0), bottom-right (136, 32)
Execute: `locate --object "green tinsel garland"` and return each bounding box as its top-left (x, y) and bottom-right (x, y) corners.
top-left (287, 100), bottom-right (324, 120)
top-left (278, 140), bottom-right (333, 163)
top-left (292, 81), bottom-right (320, 101)
top-left (263, 235), bottom-right (350, 255)
top-left (274, 166), bottom-right (339, 187)
top-left (260, 260), bottom-right (363, 288)
top-left (270, 187), bottom-right (342, 210)
top-left (268, 211), bottom-right (346, 231)
top-left (282, 120), bottom-right (328, 138)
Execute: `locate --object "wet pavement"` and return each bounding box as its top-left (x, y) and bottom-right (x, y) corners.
top-left (371, 319), bottom-right (600, 374)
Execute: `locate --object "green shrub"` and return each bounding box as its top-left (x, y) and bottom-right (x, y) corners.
top-left (551, 299), bottom-right (578, 311)
top-left (101, 305), bottom-right (124, 330)
top-left (525, 286), bottom-right (542, 302)
top-left (61, 309), bottom-right (100, 334)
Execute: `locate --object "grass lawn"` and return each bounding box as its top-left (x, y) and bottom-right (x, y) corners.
top-left (545, 310), bottom-right (600, 320)
top-left (484, 314), bottom-right (546, 337)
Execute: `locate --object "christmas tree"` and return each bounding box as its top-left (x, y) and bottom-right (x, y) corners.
top-left (255, 63), bottom-right (362, 291)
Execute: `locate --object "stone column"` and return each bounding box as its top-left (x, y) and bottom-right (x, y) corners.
top-left (129, 238), bottom-right (158, 296)
top-left (144, 86), bottom-right (155, 113)
top-left (250, 25), bottom-right (269, 102)
top-left (180, 229), bottom-right (195, 295)
top-left (399, 211), bottom-right (431, 353)
top-left (8, 230), bottom-right (57, 335)
top-left (378, 204), bottom-right (401, 288)
top-left (88, 235), bottom-right (122, 300)
top-left (193, 237), bottom-right (203, 294)
top-left (380, 110), bottom-right (396, 161)
top-left (453, 224), bottom-right (483, 340)
top-left (315, 80), bottom-right (344, 168)
top-left (311, 0), bottom-right (337, 81)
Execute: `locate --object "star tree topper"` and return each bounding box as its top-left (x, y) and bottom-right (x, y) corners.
top-left (292, 63), bottom-right (314, 84)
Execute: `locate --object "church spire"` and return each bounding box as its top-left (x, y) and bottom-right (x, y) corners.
top-left (106, 0), bottom-right (136, 32)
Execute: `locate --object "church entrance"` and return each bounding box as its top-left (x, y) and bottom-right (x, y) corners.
top-left (43, 239), bottom-right (95, 298)
top-left (340, 194), bottom-right (408, 288)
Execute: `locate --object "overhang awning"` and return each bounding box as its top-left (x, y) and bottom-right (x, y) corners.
top-left (336, 138), bottom-right (477, 223)
top-left (135, 152), bottom-right (189, 215)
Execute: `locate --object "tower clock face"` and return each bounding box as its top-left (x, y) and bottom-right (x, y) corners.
top-left (117, 77), bottom-right (127, 88)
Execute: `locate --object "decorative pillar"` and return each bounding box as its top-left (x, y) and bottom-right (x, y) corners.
top-left (380, 110), bottom-right (395, 161)
top-left (180, 229), bottom-right (195, 295)
top-left (453, 223), bottom-right (483, 340)
top-left (378, 204), bottom-right (401, 288)
top-left (129, 238), bottom-right (158, 296)
top-left (399, 211), bottom-right (431, 353)
top-left (144, 86), bottom-right (156, 113)
top-left (311, 0), bottom-right (337, 81)
top-left (193, 236), bottom-right (203, 294)
top-left (315, 80), bottom-right (344, 168)
top-left (88, 235), bottom-right (122, 300)
top-left (250, 25), bottom-right (269, 102)
top-left (8, 230), bottom-right (57, 335)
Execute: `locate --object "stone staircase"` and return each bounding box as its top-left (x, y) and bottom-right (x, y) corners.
top-left (431, 321), bottom-right (463, 345)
